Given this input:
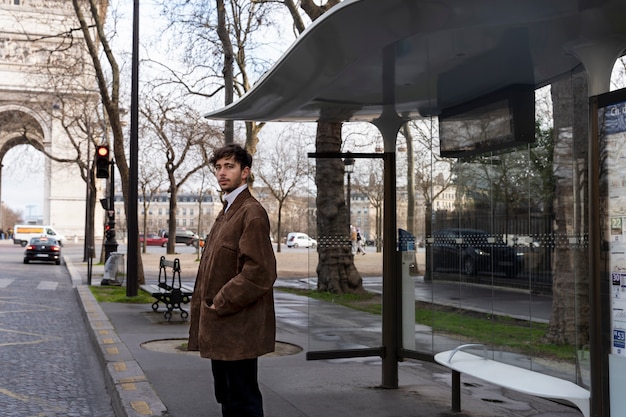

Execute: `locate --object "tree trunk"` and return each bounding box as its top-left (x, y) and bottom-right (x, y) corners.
top-left (314, 121), bottom-right (364, 294)
top-left (276, 199), bottom-right (283, 253)
top-left (545, 71), bottom-right (589, 345)
top-left (113, 132), bottom-right (145, 285)
top-left (402, 122), bottom-right (416, 235)
top-left (216, 0), bottom-right (234, 144)
top-left (85, 169), bottom-right (97, 262)
top-left (167, 183), bottom-right (178, 254)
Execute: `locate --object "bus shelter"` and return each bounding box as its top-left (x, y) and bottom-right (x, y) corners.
top-left (204, 1), bottom-right (626, 415)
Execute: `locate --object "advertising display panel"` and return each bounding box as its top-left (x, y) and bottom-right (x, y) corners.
top-left (597, 88), bottom-right (626, 414)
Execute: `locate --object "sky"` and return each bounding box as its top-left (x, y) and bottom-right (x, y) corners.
top-left (2, 145), bottom-right (45, 220)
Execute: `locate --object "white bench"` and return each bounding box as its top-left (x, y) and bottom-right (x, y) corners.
top-left (434, 344), bottom-right (589, 417)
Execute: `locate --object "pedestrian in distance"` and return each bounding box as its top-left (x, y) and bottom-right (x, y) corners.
top-left (188, 143), bottom-right (277, 417)
top-left (350, 224), bottom-right (357, 255)
top-left (356, 228), bottom-right (366, 255)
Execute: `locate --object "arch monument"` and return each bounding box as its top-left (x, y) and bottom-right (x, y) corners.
top-left (0, 0), bottom-right (103, 239)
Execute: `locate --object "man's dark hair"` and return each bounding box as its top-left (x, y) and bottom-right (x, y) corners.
top-left (209, 144), bottom-right (253, 169)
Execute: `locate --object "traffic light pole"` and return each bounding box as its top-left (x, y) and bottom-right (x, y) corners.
top-left (103, 159), bottom-right (118, 265)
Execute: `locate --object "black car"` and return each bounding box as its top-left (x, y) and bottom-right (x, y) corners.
top-left (23, 237), bottom-right (62, 265)
top-left (431, 228), bottom-right (523, 276)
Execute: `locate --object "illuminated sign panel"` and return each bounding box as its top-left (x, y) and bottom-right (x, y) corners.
top-left (439, 85), bottom-right (535, 158)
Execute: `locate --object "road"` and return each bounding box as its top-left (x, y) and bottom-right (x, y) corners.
top-left (0, 241), bottom-right (115, 417)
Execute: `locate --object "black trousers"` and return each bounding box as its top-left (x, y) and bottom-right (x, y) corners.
top-left (211, 358), bottom-right (263, 417)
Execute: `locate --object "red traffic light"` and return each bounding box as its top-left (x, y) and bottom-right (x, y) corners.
top-left (95, 145), bottom-right (110, 179)
top-left (96, 145), bottom-right (109, 158)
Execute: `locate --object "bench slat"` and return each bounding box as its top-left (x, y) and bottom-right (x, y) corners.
top-left (435, 350), bottom-right (589, 417)
top-left (140, 284), bottom-right (193, 295)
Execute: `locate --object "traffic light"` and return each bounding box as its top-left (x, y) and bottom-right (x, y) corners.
top-left (95, 145), bottom-right (110, 178)
top-left (105, 224), bottom-right (116, 240)
top-left (104, 210), bottom-right (116, 241)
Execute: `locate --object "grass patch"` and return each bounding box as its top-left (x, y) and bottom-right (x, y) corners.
top-left (277, 287), bottom-right (574, 361)
top-left (90, 285), bottom-right (154, 304)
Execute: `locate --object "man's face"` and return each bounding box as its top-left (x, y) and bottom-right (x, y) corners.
top-left (214, 156), bottom-right (249, 193)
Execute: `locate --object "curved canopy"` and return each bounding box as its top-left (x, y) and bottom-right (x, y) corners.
top-left (205, 0), bottom-right (626, 123)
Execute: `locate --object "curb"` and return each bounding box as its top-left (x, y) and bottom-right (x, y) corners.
top-left (67, 257), bottom-right (169, 417)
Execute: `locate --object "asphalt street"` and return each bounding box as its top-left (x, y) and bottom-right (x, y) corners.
top-left (0, 241), bottom-right (115, 417)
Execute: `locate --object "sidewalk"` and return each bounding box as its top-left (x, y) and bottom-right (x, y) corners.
top-left (67, 255), bottom-right (583, 417)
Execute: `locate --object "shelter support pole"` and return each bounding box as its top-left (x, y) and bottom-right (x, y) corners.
top-left (567, 38), bottom-right (626, 417)
top-left (372, 44), bottom-right (407, 389)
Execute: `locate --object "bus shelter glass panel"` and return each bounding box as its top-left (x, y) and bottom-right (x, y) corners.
top-left (305, 156), bottom-right (384, 355)
top-left (412, 74), bottom-right (590, 387)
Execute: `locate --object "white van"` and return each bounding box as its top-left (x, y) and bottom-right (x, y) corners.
top-left (286, 232), bottom-right (317, 248)
top-left (13, 224), bottom-right (66, 247)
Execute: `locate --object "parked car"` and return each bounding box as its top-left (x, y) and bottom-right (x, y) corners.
top-left (162, 229), bottom-right (199, 246)
top-left (23, 237), bottom-right (62, 265)
top-left (286, 232), bottom-right (317, 248)
top-left (431, 228), bottom-right (523, 276)
top-left (139, 233), bottom-right (168, 247)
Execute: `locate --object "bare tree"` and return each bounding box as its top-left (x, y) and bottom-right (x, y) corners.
top-left (156, 0), bottom-right (288, 152)
top-left (256, 127), bottom-right (308, 252)
top-left (140, 94), bottom-right (221, 254)
top-left (401, 119), bottom-right (454, 279)
top-left (187, 169), bottom-right (218, 260)
top-left (272, 0), bottom-right (364, 294)
top-left (352, 160), bottom-right (385, 252)
top-left (611, 56), bottom-right (626, 90)
top-left (138, 148), bottom-right (166, 254)
top-left (70, 0), bottom-right (148, 284)
top-left (1, 203), bottom-right (23, 234)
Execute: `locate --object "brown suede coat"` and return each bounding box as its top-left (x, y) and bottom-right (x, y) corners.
top-left (188, 189), bottom-right (277, 360)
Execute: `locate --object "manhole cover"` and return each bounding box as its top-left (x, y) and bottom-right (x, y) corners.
top-left (141, 339), bottom-right (302, 357)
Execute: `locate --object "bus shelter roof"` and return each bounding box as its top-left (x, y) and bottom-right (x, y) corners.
top-left (204, 0), bottom-right (626, 123)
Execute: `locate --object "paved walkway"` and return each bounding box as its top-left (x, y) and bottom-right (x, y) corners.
top-left (66, 255), bottom-right (583, 417)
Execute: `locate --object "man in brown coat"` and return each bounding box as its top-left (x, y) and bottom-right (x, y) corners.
top-left (188, 144), bottom-right (277, 417)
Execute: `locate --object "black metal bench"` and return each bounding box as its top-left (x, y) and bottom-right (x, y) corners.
top-left (140, 256), bottom-right (194, 320)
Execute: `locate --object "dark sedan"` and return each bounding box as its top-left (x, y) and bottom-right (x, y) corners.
top-left (23, 237), bottom-right (62, 265)
top-left (431, 228), bottom-right (523, 276)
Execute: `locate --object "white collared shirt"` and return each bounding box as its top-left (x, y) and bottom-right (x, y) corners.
top-left (223, 184), bottom-right (248, 212)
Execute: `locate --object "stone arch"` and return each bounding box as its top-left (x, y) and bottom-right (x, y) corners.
top-left (0, 3), bottom-right (97, 240)
top-left (0, 103), bottom-right (87, 238)
top-left (0, 106), bottom-right (47, 159)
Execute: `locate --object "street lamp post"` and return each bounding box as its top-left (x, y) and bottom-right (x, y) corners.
top-left (343, 154), bottom-right (355, 224)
